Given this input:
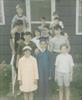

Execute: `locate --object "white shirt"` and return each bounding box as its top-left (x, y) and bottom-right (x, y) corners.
top-left (31, 37), bottom-right (40, 49)
top-left (11, 15), bottom-right (29, 31)
top-left (55, 53), bottom-right (74, 73)
top-left (49, 35), bottom-right (70, 52)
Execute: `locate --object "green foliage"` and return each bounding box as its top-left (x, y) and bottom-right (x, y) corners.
top-left (50, 80), bottom-right (59, 94)
top-left (0, 61), bottom-right (12, 96)
top-left (71, 63), bottom-right (82, 89)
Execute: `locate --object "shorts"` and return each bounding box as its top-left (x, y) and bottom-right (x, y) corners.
top-left (56, 72), bottom-right (70, 87)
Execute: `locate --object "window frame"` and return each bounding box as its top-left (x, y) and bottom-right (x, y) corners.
top-left (0, 0), bottom-right (5, 25)
top-left (76, 0), bottom-right (82, 35)
top-left (25, 0), bottom-right (56, 31)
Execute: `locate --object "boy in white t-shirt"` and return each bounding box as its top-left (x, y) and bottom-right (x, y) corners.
top-left (55, 44), bottom-right (74, 100)
top-left (11, 4), bottom-right (29, 32)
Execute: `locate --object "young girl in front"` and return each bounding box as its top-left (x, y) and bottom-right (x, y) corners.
top-left (55, 44), bottom-right (74, 100)
top-left (18, 46), bottom-right (39, 100)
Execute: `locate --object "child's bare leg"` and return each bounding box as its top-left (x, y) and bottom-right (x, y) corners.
top-left (59, 86), bottom-right (63, 100)
top-left (23, 92), bottom-right (29, 100)
top-left (65, 87), bottom-right (70, 100)
top-left (29, 92), bottom-right (34, 100)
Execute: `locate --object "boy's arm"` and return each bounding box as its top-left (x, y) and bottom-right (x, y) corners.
top-left (10, 26), bottom-right (18, 55)
top-left (11, 16), bottom-right (17, 29)
top-left (70, 56), bottom-right (74, 82)
top-left (65, 38), bottom-right (71, 52)
top-left (10, 38), bottom-right (15, 55)
top-left (47, 51), bottom-right (53, 80)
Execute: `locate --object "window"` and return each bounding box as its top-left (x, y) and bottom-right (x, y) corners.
top-left (25, 0), bottom-right (55, 31)
top-left (76, 0), bottom-right (82, 35)
top-left (0, 0), bottom-right (5, 25)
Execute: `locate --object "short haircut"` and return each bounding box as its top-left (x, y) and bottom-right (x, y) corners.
top-left (14, 20), bottom-right (23, 27)
top-left (54, 25), bottom-right (62, 30)
top-left (24, 31), bottom-right (32, 36)
top-left (60, 44), bottom-right (68, 50)
top-left (39, 37), bottom-right (47, 43)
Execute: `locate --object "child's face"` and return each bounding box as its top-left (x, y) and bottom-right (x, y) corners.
top-left (35, 31), bottom-right (40, 37)
top-left (24, 35), bottom-right (31, 41)
top-left (43, 28), bottom-right (49, 34)
top-left (16, 25), bottom-right (23, 32)
top-left (16, 7), bottom-right (23, 16)
top-left (40, 41), bottom-right (47, 49)
top-left (60, 46), bottom-right (68, 54)
top-left (54, 28), bottom-right (61, 35)
top-left (24, 50), bottom-right (31, 57)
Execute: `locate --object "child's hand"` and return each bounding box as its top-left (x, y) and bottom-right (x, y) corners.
top-left (17, 39), bottom-right (23, 44)
top-left (35, 49), bottom-right (40, 55)
top-left (64, 32), bottom-right (69, 38)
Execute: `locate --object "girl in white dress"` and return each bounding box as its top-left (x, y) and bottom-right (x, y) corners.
top-left (18, 46), bottom-right (39, 100)
top-left (55, 44), bottom-right (74, 100)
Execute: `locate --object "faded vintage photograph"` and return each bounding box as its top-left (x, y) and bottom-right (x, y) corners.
top-left (0, 0), bottom-right (82, 100)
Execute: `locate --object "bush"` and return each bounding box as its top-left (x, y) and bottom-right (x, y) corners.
top-left (50, 80), bottom-right (59, 95)
top-left (0, 61), bottom-right (12, 95)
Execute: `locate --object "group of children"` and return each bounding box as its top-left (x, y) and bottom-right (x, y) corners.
top-left (10, 4), bottom-right (74, 100)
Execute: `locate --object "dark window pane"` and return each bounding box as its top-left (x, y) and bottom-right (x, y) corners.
top-left (30, 0), bottom-right (51, 21)
top-left (31, 24), bottom-right (41, 33)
